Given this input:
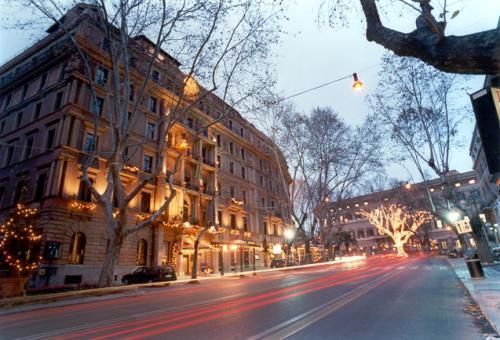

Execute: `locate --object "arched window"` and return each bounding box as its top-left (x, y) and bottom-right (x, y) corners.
top-left (68, 232), bottom-right (86, 264)
top-left (136, 239), bottom-right (147, 266)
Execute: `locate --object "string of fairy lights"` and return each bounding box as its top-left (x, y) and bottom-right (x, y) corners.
top-left (0, 204), bottom-right (43, 273)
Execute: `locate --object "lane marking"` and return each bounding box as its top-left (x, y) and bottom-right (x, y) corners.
top-left (249, 265), bottom-right (410, 340)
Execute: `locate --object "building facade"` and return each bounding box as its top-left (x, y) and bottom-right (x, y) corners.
top-left (326, 171), bottom-right (483, 255)
top-left (0, 4), bottom-right (291, 287)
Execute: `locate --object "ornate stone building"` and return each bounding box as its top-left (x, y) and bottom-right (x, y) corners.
top-left (0, 4), bottom-right (291, 286)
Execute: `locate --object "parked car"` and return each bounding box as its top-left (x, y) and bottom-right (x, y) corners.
top-left (122, 266), bottom-right (177, 285)
top-left (447, 248), bottom-right (464, 258)
top-left (491, 247), bottom-right (500, 262)
top-left (270, 259), bottom-right (285, 268)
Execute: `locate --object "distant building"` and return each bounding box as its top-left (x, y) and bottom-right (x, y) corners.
top-left (0, 4), bottom-right (291, 287)
top-left (326, 171), bottom-right (483, 255)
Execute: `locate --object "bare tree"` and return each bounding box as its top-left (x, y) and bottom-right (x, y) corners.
top-left (277, 108), bottom-right (382, 263)
top-left (360, 204), bottom-right (431, 257)
top-left (322, 0), bottom-right (499, 75)
top-left (23, 0), bottom-right (283, 286)
top-left (369, 53), bottom-right (493, 262)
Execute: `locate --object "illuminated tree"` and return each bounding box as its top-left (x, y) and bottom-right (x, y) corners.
top-left (359, 204), bottom-right (431, 257)
top-left (0, 204), bottom-right (42, 276)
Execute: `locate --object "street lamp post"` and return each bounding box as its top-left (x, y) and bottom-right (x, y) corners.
top-left (284, 228), bottom-right (296, 267)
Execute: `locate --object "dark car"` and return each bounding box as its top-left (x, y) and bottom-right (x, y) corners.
top-left (270, 259), bottom-right (285, 268)
top-left (122, 266), bottom-right (177, 285)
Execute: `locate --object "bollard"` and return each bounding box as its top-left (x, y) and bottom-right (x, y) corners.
top-left (465, 255), bottom-right (485, 279)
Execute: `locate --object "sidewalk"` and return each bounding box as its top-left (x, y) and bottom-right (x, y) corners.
top-left (448, 258), bottom-right (500, 335)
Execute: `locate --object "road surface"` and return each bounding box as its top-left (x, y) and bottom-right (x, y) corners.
top-left (0, 256), bottom-right (492, 339)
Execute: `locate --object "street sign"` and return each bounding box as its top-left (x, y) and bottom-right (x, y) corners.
top-left (455, 218), bottom-right (472, 235)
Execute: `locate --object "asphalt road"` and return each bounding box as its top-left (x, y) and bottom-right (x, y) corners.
top-left (0, 256), bottom-right (491, 340)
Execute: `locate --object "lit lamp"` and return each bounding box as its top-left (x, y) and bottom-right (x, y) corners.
top-left (183, 75), bottom-right (199, 98)
top-left (284, 228), bottom-right (296, 242)
top-left (352, 73), bottom-right (364, 91)
top-left (176, 139), bottom-right (189, 151)
top-left (448, 210), bottom-right (460, 223)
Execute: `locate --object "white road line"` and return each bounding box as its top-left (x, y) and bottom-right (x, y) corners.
top-left (249, 269), bottom-right (404, 340)
top-left (439, 266), bottom-right (449, 271)
top-left (410, 266), bottom-right (419, 270)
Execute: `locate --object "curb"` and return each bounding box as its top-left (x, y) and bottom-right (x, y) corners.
top-left (447, 259), bottom-right (499, 336)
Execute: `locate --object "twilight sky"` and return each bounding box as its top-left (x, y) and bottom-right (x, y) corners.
top-left (0, 0), bottom-right (498, 182)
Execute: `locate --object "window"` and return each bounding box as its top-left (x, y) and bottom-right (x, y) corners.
top-left (91, 97), bottom-right (104, 115)
top-left (59, 62), bottom-right (67, 81)
top-left (46, 128), bottom-right (56, 150)
top-left (83, 132), bottom-right (97, 152)
top-left (228, 120), bottom-right (233, 130)
top-left (261, 197), bottom-right (265, 208)
top-left (143, 155), bottom-right (153, 173)
top-left (0, 186), bottom-right (4, 207)
top-left (260, 175), bottom-right (263, 186)
top-left (34, 173), bottom-right (47, 201)
top-left (240, 128), bottom-right (244, 137)
top-left (229, 142), bottom-right (234, 154)
top-left (264, 221), bottom-right (268, 235)
top-left (77, 180), bottom-right (93, 202)
top-left (14, 180), bottom-right (27, 203)
top-left (68, 232), bottom-right (86, 264)
top-left (243, 217), bottom-right (248, 231)
top-left (38, 73), bottom-right (47, 93)
top-left (22, 84), bottom-right (29, 99)
top-left (141, 192), bottom-right (151, 213)
top-left (5, 142), bottom-right (15, 166)
top-left (242, 190), bottom-right (246, 203)
top-left (146, 122), bottom-right (156, 140)
top-left (23, 136), bottom-right (34, 160)
top-left (230, 214), bottom-right (236, 229)
top-left (367, 229), bottom-right (374, 237)
top-left (95, 66), bottom-right (108, 86)
top-left (33, 102), bottom-right (42, 120)
top-left (217, 211), bottom-right (222, 225)
top-left (217, 155), bottom-right (221, 168)
top-left (54, 91), bottom-right (63, 110)
top-left (241, 148), bottom-right (245, 160)
top-left (16, 112), bottom-right (23, 128)
top-left (4, 93), bottom-right (12, 109)
top-left (216, 135), bottom-right (221, 147)
top-left (241, 167), bottom-right (246, 179)
top-left (230, 186), bottom-right (235, 197)
top-left (149, 97), bottom-right (157, 113)
top-left (152, 70), bottom-right (160, 82)
top-left (229, 161), bottom-right (234, 174)
top-left (357, 230), bottom-right (365, 239)
top-left (273, 224), bottom-right (277, 236)
top-left (187, 117), bottom-right (194, 129)
top-left (136, 239), bottom-right (147, 266)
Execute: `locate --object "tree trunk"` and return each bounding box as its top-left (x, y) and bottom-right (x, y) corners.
top-left (327, 243), bottom-right (333, 260)
top-left (191, 229), bottom-right (207, 280)
top-left (191, 239), bottom-right (200, 280)
top-left (304, 238), bottom-right (311, 264)
top-left (98, 237), bottom-right (122, 287)
top-left (470, 217), bottom-right (494, 263)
